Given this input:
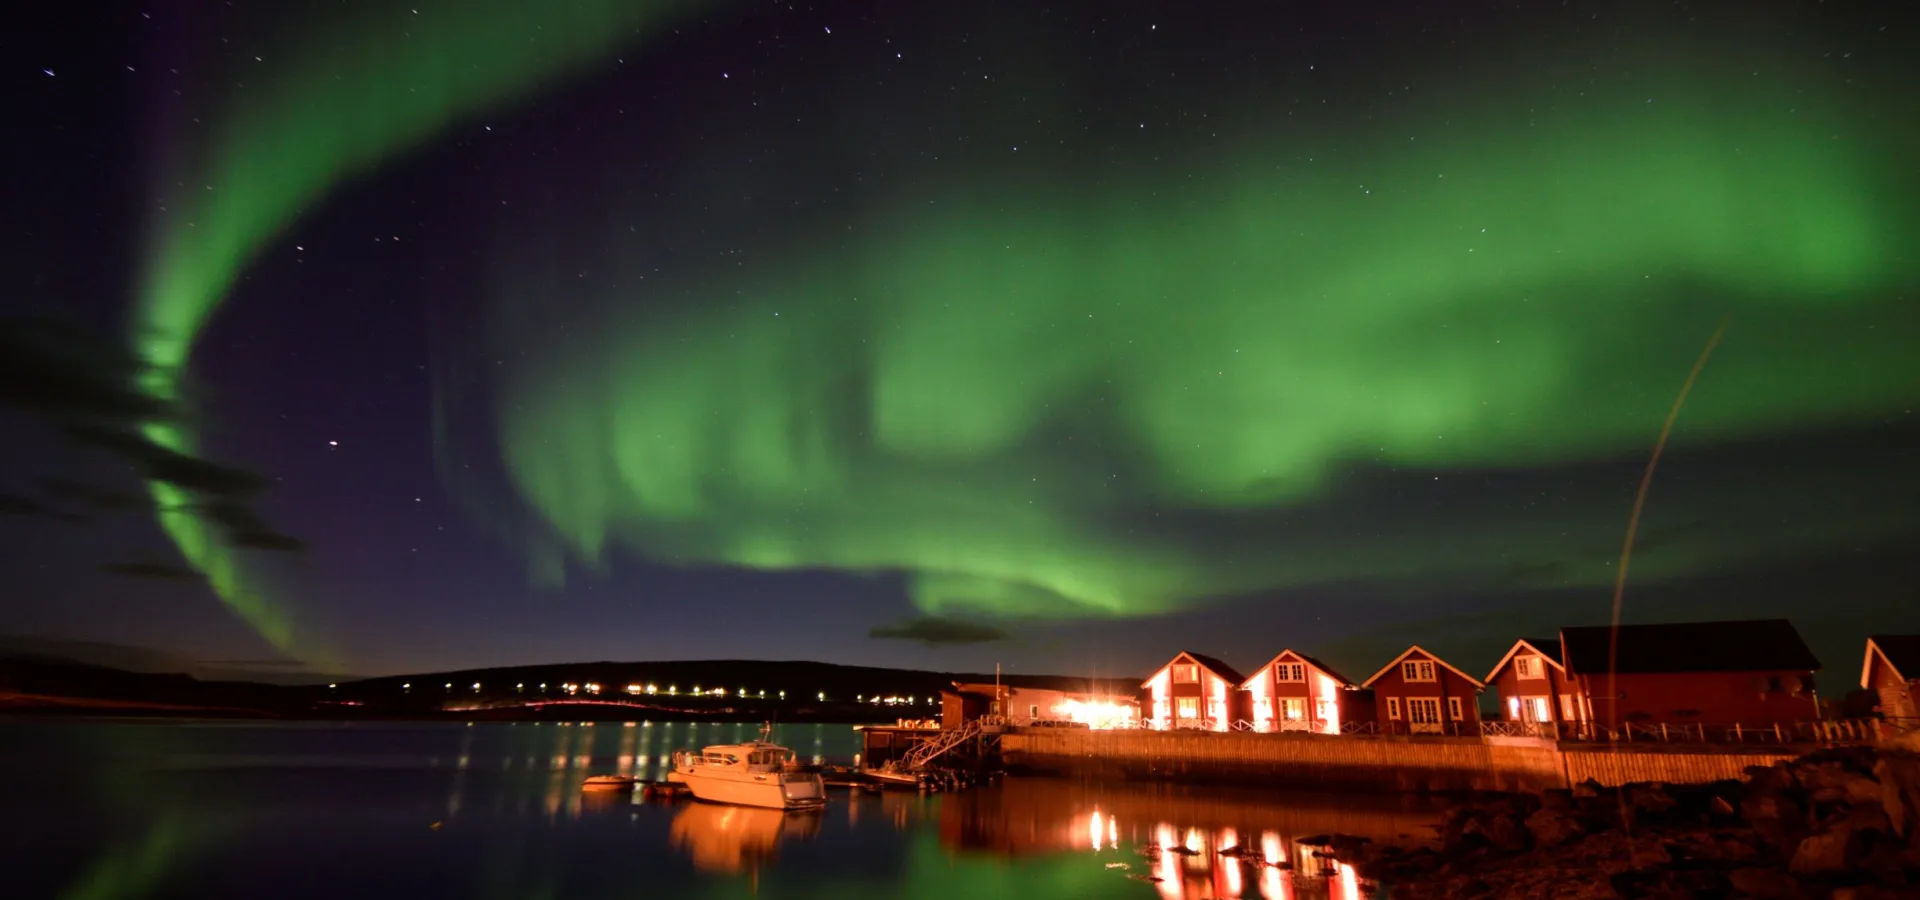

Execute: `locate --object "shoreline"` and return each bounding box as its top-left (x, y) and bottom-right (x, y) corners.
top-left (1329, 741), bottom-right (1920, 899)
top-left (0, 693), bottom-right (908, 725)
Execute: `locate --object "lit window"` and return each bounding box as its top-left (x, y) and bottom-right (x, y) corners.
top-left (1172, 664), bottom-right (1199, 683)
top-left (1402, 660), bottom-right (1436, 682)
top-left (1386, 697), bottom-right (1402, 720)
top-left (1447, 697), bottom-right (1464, 720)
top-left (1276, 663), bottom-right (1305, 683)
top-left (1516, 656), bottom-right (1542, 679)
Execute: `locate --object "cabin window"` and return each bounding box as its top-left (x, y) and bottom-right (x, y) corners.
top-left (1559, 694), bottom-right (1577, 721)
top-left (1403, 660), bottom-right (1436, 682)
top-left (1173, 664), bottom-right (1200, 683)
top-left (1447, 697), bottom-right (1464, 720)
top-left (1175, 697), bottom-right (1199, 719)
top-left (1280, 698), bottom-right (1305, 720)
top-left (1276, 663), bottom-right (1306, 682)
top-left (1029, 704), bottom-right (1039, 721)
top-left (1516, 656), bottom-right (1542, 679)
top-left (1386, 697), bottom-right (1402, 720)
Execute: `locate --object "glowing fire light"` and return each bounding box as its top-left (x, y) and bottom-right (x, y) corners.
top-left (1089, 810), bottom-right (1105, 851)
top-left (1052, 698), bottom-right (1138, 730)
top-left (1316, 673), bottom-right (1341, 734)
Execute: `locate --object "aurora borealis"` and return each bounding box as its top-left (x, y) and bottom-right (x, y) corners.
top-left (7, 0), bottom-right (1919, 675)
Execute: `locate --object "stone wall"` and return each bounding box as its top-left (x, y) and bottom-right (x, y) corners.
top-left (1002, 729), bottom-right (1808, 792)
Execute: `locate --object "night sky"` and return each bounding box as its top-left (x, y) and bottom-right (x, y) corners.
top-left (4, 0), bottom-right (1916, 682)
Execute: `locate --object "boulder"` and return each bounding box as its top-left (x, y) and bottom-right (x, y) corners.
top-left (1628, 784), bottom-right (1680, 815)
top-left (1524, 807), bottom-right (1584, 848)
top-left (1726, 867), bottom-right (1812, 900)
top-left (1741, 790), bottom-right (1807, 854)
top-left (1830, 887), bottom-right (1920, 900)
top-left (1788, 819), bottom-right (1862, 875)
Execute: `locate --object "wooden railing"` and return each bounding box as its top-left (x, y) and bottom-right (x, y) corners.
top-left (1480, 717), bottom-right (1911, 745)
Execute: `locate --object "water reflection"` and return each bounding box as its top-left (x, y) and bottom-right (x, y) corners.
top-left (940, 777), bottom-right (1429, 898)
top-left (670, 803), bottom-right (823, 874)
top-left (11, 721), bottom-right (1429, 899)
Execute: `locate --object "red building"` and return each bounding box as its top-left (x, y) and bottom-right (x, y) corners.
top-left (1558, 619), bottom-right (1822, 728)
top-left (1143, 651), bottom-right (1244, 731)
top-left (1240, 649), bottom-right (1369, 734)
top-left (1485, 636), bottom-right (1587, 731)
top-left (1861, 635), bottom-right (1920, 722)
top-left (1361, 646), bottom-right (1483, 735)
top-left (941, 676), bottom-right (1140, 730)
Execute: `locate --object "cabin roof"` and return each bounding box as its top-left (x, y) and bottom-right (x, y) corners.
top-left (1484, 637), bottom-right (1567, 682)
top-left (1146, 650), bottom-right (1244, 687)
top-left (1862, 635), bottom-right (1920, 689)
top-left (1559, 619), bottom-right (1820, 675)
top-left (1361, 645), bottom-right (1486, 689)
top-left (1241, 649), bottom-right (1357, 688)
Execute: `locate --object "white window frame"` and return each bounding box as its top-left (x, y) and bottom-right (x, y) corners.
top-left (1172, 664), bottom-right (1199, 684)
top-left (1516, 656), bottom-right (1544, 680)
top-left (1276, 663), bottom-right (1306, 683)
top-left (1403, 660), bottom-right (1437, 683)
top-left (1386, 697), bottom-right (1402, 720)
top-left (1447, 697), bottom-right (1464, 720)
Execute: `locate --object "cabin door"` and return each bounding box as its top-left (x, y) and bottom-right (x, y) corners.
top-left (1407, 698), bottom-right (1442, 734)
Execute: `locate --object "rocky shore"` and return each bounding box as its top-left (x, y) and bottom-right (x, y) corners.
top-left (1345, 743), bottom-right (1920, 899)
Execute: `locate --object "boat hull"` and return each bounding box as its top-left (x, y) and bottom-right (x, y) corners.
top-left (671, 770), bottom-right (826, 809)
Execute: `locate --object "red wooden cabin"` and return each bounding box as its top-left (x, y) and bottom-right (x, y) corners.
top-left (1485, 636), bottom-right (1586, 732)
top-left (1143, 651), bottom-right (1244, 732)
top-left (1559, 619), bottom-right (1822, 729)
top-left (1362, 645), bottom-right (1483, 736)
top-left (1240, 649), bottom-right (1370, 734)
top-left (1862, 635), bottom-right (1920, 722)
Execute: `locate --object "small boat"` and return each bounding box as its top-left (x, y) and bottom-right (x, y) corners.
top-left (667, 725), bottom-right (827, 809)
top-left (582, 774), bottom-right (637, 791)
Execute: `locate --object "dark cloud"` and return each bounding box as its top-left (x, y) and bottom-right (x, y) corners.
top-left (60, 424), bottom-right (270, 497)
top-left (0, 317), bottom-right (174, 423)
top-left (0, 492), bottom-right (89, 524)
top-left (39, 478), bottom-right (150, 511)
top-left (0, 316), bottom-right (302, 559)
top-left (97, 561), bottom-right (206, 582)
top-left (868, 616), bottom-right (1011, 646)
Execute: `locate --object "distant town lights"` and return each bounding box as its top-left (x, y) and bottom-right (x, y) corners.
top-left (817, 692), bottom-right (826, 701)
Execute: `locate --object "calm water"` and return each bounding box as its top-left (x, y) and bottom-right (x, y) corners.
top-left (3, 720), bottom-right (1434, 899)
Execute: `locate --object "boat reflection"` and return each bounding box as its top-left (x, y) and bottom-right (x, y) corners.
top-left (669, 802), bottom-right (822, 874)
top-left (940, 778), bottom-right (1430, 898)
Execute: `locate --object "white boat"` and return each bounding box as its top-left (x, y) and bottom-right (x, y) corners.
top-left (667, 726), bottom-right (827, 810)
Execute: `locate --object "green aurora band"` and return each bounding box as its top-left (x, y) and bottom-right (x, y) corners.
top-left (133, 1), bottom-right (701, 651)
top-left (485, 72), bottom-right (1918, 619)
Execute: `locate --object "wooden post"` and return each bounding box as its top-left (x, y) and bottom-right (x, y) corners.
top-left (1660, 723), bottom-right (1669, 741)
top-left (1773, 723), bottom-right (1782, 743)
top-left (1734, 723), bottom-right (1743, 742)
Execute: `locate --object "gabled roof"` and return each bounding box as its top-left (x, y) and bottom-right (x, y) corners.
top-left (1862, 635), bottom-right (1920, 689)
top-left (1483, 637), bottom-right (1566, 683)
top-left (1240, 649), bottom-right (1357, 689)
top-left (1145, 651), bottom-right (1245, 688)
top-left (1362, 645), bottom-right (1486, 690)
top-left (1559, 619), bottom-right (1820, 675)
